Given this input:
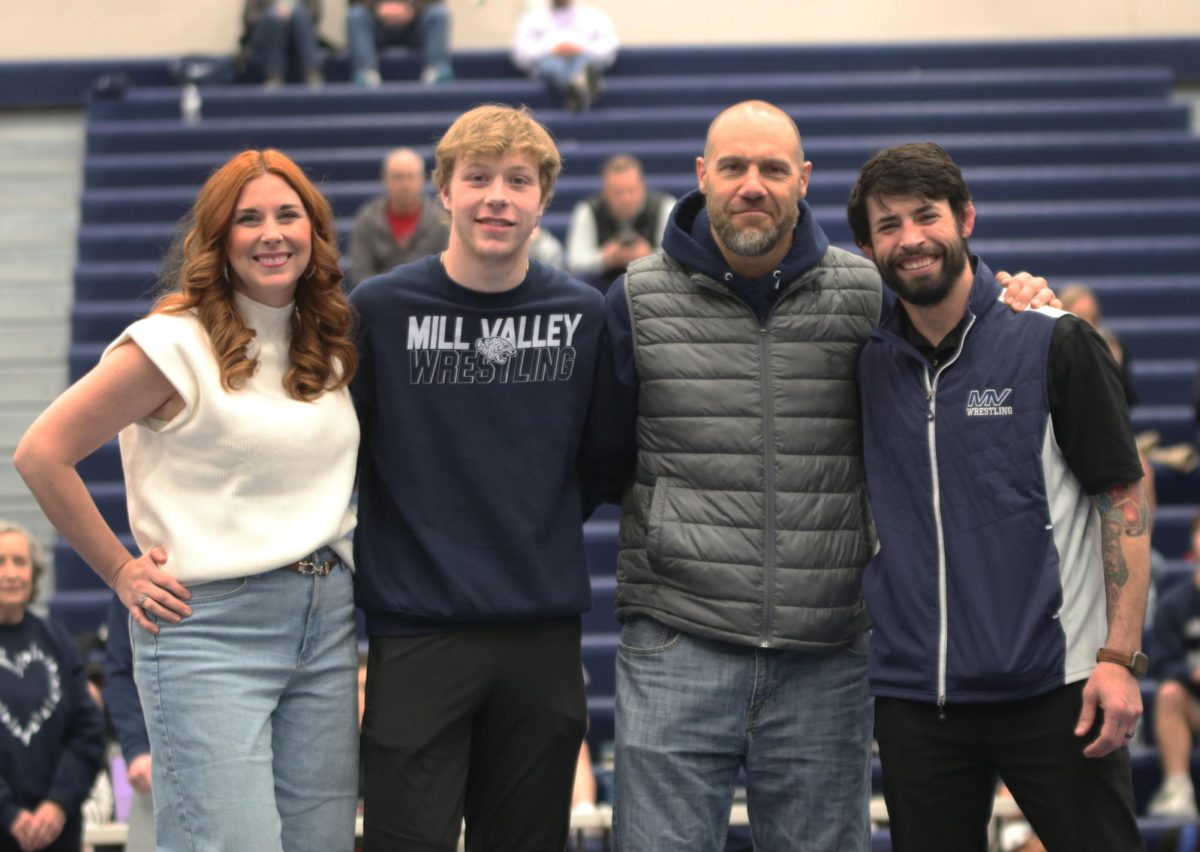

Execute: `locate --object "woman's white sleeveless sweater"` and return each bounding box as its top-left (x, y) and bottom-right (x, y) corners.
top-left (104, 292), bottom-right (359, 584)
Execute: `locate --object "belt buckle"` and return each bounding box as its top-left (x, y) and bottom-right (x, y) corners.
top-left (296, 558), bottom-right (334, 576)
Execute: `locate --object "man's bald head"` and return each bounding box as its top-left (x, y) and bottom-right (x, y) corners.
top-left (383, 147), bottom-right (425, 179)
top-left (703, 100), bottom-right (804, 164)
top-left (383, 147), bottom-right (427, 214)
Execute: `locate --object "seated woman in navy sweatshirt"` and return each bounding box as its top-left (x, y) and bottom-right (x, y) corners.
top-left (0, 521), bottom-right (104, 852)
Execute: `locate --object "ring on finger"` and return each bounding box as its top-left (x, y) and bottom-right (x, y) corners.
top-left (137, 592), bottom-right (149, 607)
top-left (1123, 732), bottom-right (1135, 740)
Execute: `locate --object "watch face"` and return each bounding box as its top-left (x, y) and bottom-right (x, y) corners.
top-left (1132, 651), bottom-right (1150, 678)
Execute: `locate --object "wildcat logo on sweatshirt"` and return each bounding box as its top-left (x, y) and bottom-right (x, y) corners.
top-left (406, 313), bottom-right (582, 384)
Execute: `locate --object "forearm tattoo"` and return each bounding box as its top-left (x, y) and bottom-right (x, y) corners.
top-left (1090, 481), bottom-right (1150, 617)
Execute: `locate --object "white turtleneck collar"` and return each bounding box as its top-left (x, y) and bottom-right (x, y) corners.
top-left (233, 290), bottom-right (295, 341)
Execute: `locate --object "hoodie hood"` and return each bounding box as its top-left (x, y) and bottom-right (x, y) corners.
top-left (660, 190), bottom-right (831, 323)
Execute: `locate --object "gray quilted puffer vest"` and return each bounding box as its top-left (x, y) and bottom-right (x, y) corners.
top-left (616, 246), bottom-right (882, 650)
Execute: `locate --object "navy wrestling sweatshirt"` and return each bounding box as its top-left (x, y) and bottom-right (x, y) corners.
top-left (349, 255), bottom-right (616, 636)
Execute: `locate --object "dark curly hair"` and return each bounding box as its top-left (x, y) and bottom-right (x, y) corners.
top-left (847, 141), bottom-right (972, 248)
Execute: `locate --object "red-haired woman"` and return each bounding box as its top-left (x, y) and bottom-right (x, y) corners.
top-left (16, 149), bottom-right (360, 851)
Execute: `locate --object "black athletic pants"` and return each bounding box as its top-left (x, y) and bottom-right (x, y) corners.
top-left (362, 619), bottom-right (587, 852)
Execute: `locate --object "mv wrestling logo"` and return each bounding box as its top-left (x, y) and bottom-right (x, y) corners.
top-left (965, 388), bottom-right (1013, 417)
top-left (407, 313), bottom-right (582, 385)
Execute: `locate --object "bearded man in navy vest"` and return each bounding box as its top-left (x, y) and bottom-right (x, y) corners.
top-left (850, 141), bottom-right (1149, 852)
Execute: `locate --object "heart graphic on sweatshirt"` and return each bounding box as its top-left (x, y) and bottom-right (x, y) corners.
top-left (0, 644), bottom-right (62, 746)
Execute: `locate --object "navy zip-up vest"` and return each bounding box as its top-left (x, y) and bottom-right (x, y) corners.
top-left (859, 263), bottom-right (1106, 704)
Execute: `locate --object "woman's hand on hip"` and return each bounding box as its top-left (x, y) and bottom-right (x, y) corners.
top-left (113, 546), bottom-right (191, 633)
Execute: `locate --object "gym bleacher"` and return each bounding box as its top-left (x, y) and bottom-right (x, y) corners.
top-left (8, 33), bottom-right (1200, 850)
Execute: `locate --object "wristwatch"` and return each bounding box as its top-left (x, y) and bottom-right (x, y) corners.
top-left (1096, 647), bottom-right (1150, 678)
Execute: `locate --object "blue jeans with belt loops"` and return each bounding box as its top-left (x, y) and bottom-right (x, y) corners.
top-left (131, 564), bottom-right (358, 852)
top-left (614, 616), bottom-right (874, 851)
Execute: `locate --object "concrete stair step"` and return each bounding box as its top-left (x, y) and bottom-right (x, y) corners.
top-left (0, 158), bottom-right (81, 178)
top-left (0, 501), bottom-right (54, 542)
top-left (0, 465), bottom-right (35, 499)
top-left (0, 111), bottom-right (82, 594)
top-left (0, 232), bottom-right (76, 252)
top-left (0, 188), bottom-right (78, 209)
top-left (0, 272), bottom-right (73, 291)
top-left (0, 174), bottom-right (80, 195)
top-left (0, 409), bottom-right (39, 449)
top-left (0, 289), bottom-right (73, 318)
top-left (0, 140), bottom-right (82, 161)
top-left (0, 366), bottom-right (65, 403)
top-left (0, 110), bottom-right (87, 136)
top-left (1, 248), bottom-right (77, 267)
top-left (0, 236), bottom-right (75, 254)
top-left (0, 326), bottom-right (69, 360)
top-left (0, 209), bottom-right (77, 232)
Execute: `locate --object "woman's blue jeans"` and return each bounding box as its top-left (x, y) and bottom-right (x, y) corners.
top-left (131, 565), bottom-right (358, 852)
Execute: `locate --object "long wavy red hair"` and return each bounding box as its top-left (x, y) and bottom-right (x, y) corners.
top-left (154, 149), bottom-right (357, 399)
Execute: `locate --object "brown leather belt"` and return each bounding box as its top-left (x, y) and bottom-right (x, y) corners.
top-left (283, 548), bottom-right (340, 576)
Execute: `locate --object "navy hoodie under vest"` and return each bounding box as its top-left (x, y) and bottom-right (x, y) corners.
top-left (349, 256), bottom-right (612, 635)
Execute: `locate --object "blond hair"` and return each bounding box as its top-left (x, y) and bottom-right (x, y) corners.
top-left (433, 105), bottom-right (561, 205)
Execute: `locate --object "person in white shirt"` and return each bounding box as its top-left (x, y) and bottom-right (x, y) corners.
top-left (512, 0), bottom-right (618, 110)
top-left (16, 149), bottom-right (361, 852)
top-left (566, 154), bottom-right (674, 289)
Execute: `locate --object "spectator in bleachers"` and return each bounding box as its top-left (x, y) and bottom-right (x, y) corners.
top-left (346, 0), bottom-right (453, 86)
top-left (851, 142), bottom-right (1147, 851)
top-left (350, 104), bottom-right (622, 850)
top-left (512, 0), bottom-right (618, 111)
top-left (241, 0), bottom-right (325, 88)
top-left (566, 154), bottom-right (674, 290)
top-left (15, 149), bottom-right (361, 851)
top-left (348, 147), bottom-right (449, 288)
top-left (599, 103), bottom-right (1056, 851)
top-left (1146, 511), bottom-right (1200, 818)
top-left (101, 597), bottom-right (153, 852)
top-left (529, 223), bottom-right (566, 269)
top-left (0, 520), bottom-right (105, 852)
top-left (1061, 283), bottom-right (1138, 407)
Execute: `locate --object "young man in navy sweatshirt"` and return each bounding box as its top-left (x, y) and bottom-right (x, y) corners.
top-left (349, 104), bottom-right (622, 851)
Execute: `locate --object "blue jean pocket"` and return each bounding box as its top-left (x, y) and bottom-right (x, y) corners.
top-left (186, 576), bottom-right (250, 604)
top-left (619, 615), bottom-right (681, 656)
